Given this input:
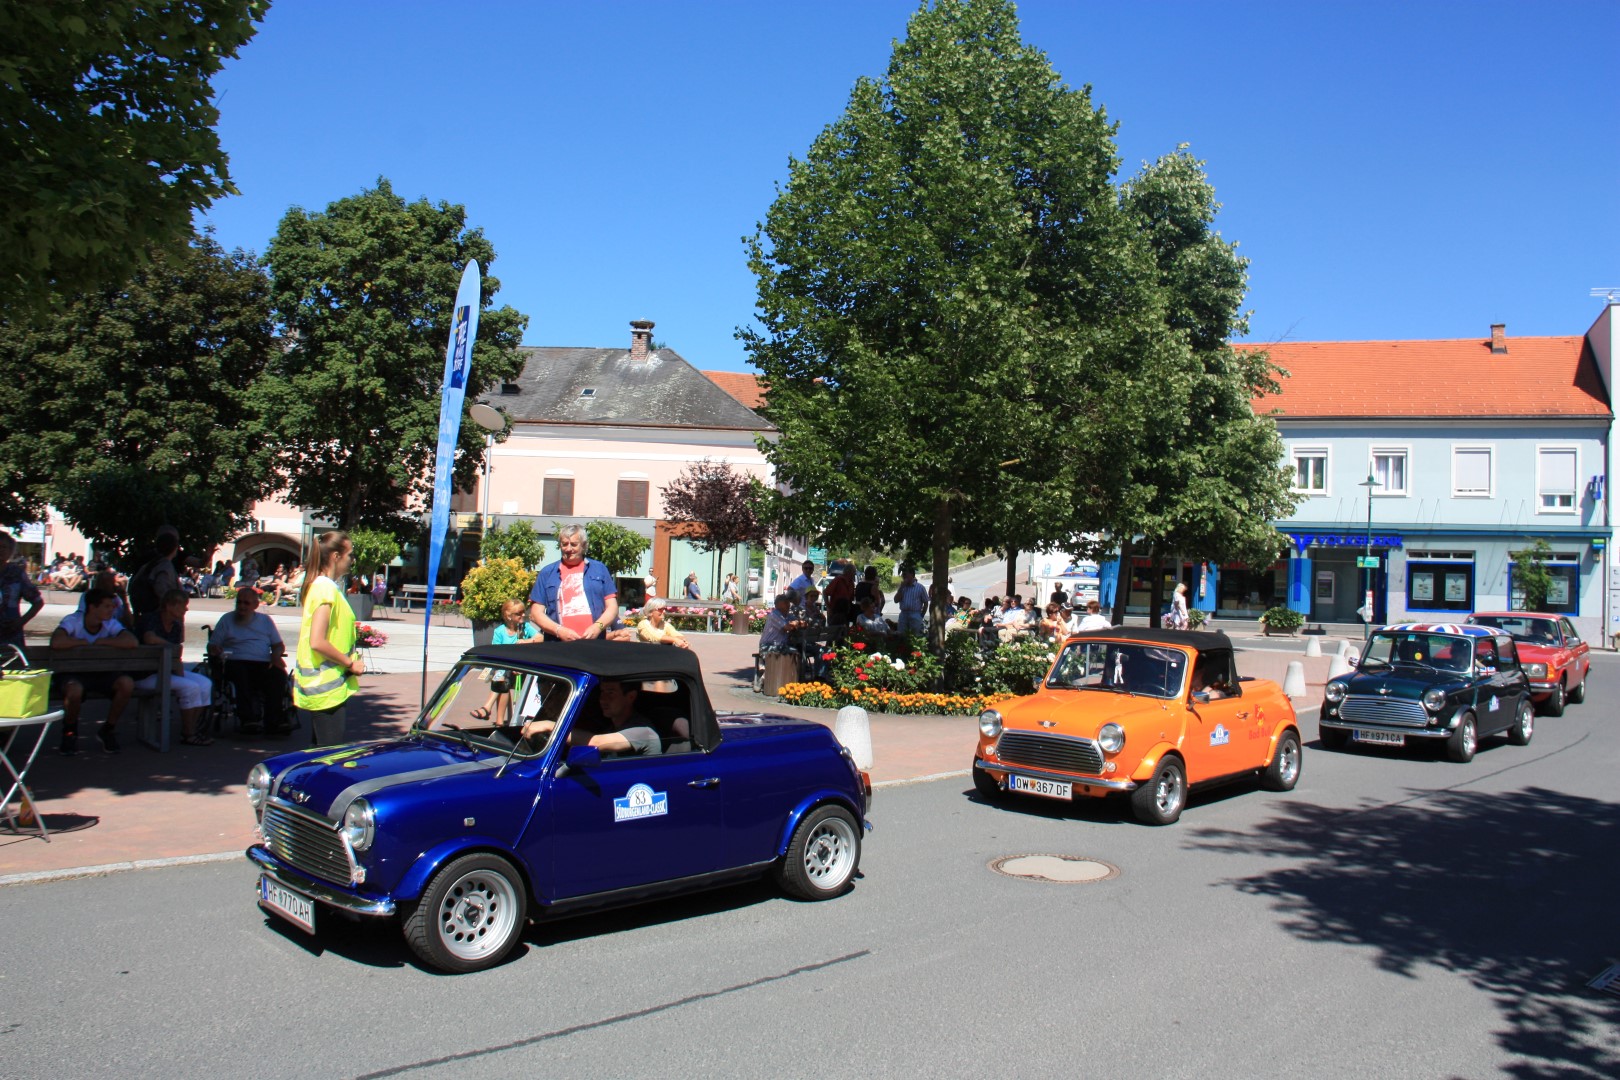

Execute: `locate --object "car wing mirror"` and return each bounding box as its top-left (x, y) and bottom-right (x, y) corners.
top-left (1192, 691), bottom-right (1211, 704)
top-left (564, 744), bottom-right (600, 770)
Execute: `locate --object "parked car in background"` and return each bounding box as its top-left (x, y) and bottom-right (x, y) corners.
top-left (1466, 612), bottom-right (1589, 716)
top-left (972, 629), bottom-right (1302, 825)
top-left (1319, 623), bottom-right (1533, 763)
top-left (246, 641), bottom-right (871, 972)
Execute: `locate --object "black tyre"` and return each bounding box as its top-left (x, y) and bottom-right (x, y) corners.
top-left (1540, 679), bottom-right (1565, 717)
top-left (1261, 729), bottom-right (1303, 792)
top-left (776, 805), bottom-right (860, 900)
top-left (1130, 756), bottom-right (1186, 826)
top-left (1507, 697), bottom-right (1534, 746)
top-left (1445, 712), bottom-right (1477, 764)
top-left (1318, 726), bottom-right (1349, 751)
top-left (1568, 675), bottom-right (1586, 705)
top-left (972, 766), bottom-right (1004, 801)
top-left (403, 853), bottom-right (527, 973)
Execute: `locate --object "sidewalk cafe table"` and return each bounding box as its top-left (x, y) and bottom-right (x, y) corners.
top-left (0, 709), bottom-right (63, 841)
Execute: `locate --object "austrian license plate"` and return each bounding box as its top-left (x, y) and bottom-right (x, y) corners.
top-left (1352, 729), bottom-right (1405, 747)
top-left (259, 875), bottom-right (316, 935)
top-left (1010, 775), bottom-right (1072, 800)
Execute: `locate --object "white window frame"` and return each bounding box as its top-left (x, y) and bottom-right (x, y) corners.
top-left (1451, 444), bottom-right (1495, 498)
top-left (1535, 444), bottom-right (1579, 515)
top-left (1291, 445), bottom-right (1330, 496)
top-left (1369, 445), bottom-right (1411, 497)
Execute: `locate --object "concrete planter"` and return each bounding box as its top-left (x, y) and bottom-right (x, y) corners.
top-left (346, 592), bottom-right (374, 621)
top-left (471, 619), bottom-right (499, 647)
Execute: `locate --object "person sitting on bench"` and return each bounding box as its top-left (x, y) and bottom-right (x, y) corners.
top-left (50, 586), bottom-right (138, 755)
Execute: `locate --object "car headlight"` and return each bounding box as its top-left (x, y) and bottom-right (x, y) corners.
top-left (1097, 723), bottom-right (1125, 754)
top-left (1422, 688), bottom-right (1447, 712)
top-left (1324, 681), bottom-right (1347, 703)
top-left (979, 710), bottom-right (1004, 738)
top-left (1523, 662), bottom-right (1548, 678)
top-left (247, 763), bottom-right (271, 812)
top-left (342, 799), bottom-right (376, 853)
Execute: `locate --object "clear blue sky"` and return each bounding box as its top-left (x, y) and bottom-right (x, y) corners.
top-left (199, 0), bottom-right (1619, 373)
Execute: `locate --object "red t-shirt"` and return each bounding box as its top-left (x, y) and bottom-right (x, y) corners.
top-left (557, 560), bottom-right (594, 635)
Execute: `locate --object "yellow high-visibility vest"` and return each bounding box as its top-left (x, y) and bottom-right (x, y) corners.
top-left (293, 575), bottom-right (357, 711)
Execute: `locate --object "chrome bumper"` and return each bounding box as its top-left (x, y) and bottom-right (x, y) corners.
top-left (247, 844), bottom-right (396, 918)
top-left (973, 758), bottom-right (1138, 792)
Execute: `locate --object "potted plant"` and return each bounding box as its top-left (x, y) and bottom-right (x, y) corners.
top-left (459, 557), bottom-right (536, 646)
top-left (1187, 608), bottom-right (1208, 630)
top-left (346, 527), bottom-right (402, 620)
top-left (1259, 605), bottom-right (1305, 637)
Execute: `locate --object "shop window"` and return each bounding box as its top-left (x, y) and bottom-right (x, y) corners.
top-left (1507, 557), bottom-right (1579, 615)
top-left (616, 479), bottom-right (649, 518)
top-left (1452, 446), bottom-right (1493, 497)
top-left (1370, 447), bottom-right (1408, 496)
top-left (1292, 447), bottom-right (1328, 494)
top-left (542, 477), bottom-right (574, 516)
top-left (1536, 447), bottom-right (1577, 513)
top-left (1407, 560), bottom-right (1474, 612)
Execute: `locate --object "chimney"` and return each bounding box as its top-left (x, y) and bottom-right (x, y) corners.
top-left (629, 319), bottom-right (655, 362)
top-left (1490, 323), bottom-right (1507, 354)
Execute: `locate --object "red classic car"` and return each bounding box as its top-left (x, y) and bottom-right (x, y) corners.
top-left (1466, 612), bottom-right (1590, 716)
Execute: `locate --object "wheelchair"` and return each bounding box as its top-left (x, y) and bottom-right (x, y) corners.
top-left (201, 627), bottom-right (296, 737)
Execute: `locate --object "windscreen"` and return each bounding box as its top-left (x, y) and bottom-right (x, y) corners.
top-left (415, 661), bottom-right (578, 757)
top-left (1469, 615), bottom-right (1557, 644)
top-left (1362, 632), bottom-right (1473, 673)
top-left (1045, 640), bottom-right (1188, 699)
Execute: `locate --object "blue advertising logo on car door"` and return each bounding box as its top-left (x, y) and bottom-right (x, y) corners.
top-left (614, 783), bottom-right (669, 823)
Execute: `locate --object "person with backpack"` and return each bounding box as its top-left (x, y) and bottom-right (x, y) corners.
top-left (128, 531), bottom-right (180, 623)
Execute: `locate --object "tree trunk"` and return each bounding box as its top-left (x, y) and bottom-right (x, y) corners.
top-left (1148, 546), bottom-right (1167, 631)
top-left (1005, 547), bottom-right (1017, 600)
top-left (1110, 536), bottom-right (1134, 626)
top-left (928, 497), bottom-right (953, 654)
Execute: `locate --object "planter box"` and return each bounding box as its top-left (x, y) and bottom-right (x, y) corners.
top-left (346, 592), bottom-right (374, 621)
top-left (471, 619), bottom-right (499, 647)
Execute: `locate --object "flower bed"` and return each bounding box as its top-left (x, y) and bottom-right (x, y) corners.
top-left (777, 681), bottom-right (1010, 716)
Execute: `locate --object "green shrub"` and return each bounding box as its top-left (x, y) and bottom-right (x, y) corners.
top-left (1261, 605), bottom-right (1304, 631)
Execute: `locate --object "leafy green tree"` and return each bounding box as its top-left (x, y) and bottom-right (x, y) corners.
top-left (481, 519), bottom-right (547, 571)
top-left (1101, 148), bottom-right (1297, 622)
top-left (347, 526), bottom-right (402, 581)
top-left (0, 1), bottom-right (266, 314)
top-left (1513, 539), bottom-right (1555, 612)
top-left (0, 228), bottom-right (278, 558)
top-left (583, 520), bottom-right (651, 577)
top-left (742, 0), bottom-right (1180, 645)
top-left (260, 178), bottom-right (529, 531)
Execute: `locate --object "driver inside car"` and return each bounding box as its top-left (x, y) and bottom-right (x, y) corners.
top-left (522, 680), bottom-right (665, 756)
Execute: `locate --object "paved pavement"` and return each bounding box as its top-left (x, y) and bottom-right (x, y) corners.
top-left (1, 595), bottom-right (1353, 883)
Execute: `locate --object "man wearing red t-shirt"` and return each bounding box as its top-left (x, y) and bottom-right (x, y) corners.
top-left (528, 525), bottom-right (619, 641)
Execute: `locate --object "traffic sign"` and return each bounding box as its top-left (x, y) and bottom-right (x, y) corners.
top-left (1357, 556), bottom-right (1379, 568)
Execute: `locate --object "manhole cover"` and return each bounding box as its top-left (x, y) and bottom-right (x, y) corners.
top-left (989, 854), bottom-right (1120, 884)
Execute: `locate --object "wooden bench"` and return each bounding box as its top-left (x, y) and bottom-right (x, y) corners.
top-left (34, 645), bottom-right (176, 751)
top-left (397, 584), bottom-right (458, 612)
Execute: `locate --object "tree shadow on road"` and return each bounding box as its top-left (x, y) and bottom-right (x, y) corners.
top-left (1193, 786), bottom-right (1620, 1078)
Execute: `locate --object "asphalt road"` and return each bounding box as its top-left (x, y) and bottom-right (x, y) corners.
top-left (3, 665), bottom-right (1618, 1078)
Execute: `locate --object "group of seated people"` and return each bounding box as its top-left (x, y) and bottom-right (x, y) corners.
top-left (48, 584), bottom-right (292, 755)
top-left (955, 593), bottom-right (1115, 644)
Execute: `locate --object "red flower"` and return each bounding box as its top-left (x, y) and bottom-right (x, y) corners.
top-left (852, 642), bottom-right (866, 651)
top-left (822, 652), bottom-right (836, 661)
top-left (857, 672), bottom-right (869, 681)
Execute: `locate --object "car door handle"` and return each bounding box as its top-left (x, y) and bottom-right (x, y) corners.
top-left (688, 777), bottom-right (721, 788)
top-left (1234, 711), bottom-right (1249, 719)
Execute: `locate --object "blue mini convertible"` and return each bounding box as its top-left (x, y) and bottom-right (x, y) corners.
top-left (246, 641), bottom-right (872, 972)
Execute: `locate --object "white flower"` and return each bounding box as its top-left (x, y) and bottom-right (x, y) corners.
top-left (892, 659), bottom-right (905, 671)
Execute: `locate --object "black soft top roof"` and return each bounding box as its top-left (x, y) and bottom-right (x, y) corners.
top-left (1065, 627), bottom-right (1234, 651)
top-left (461, 640), bottom-right (718, 750)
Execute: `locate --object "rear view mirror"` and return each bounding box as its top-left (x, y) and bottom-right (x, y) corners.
top-left (565, 744), bottom-right (601, 769)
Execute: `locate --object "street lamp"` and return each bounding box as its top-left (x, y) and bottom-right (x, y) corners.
top-left (469, 401), bottom-right (506, 531)
top-left (1358, 470), bottom-right (1378, 642)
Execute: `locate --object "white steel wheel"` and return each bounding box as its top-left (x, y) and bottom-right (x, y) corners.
top-left (405, 853), bottom-right (527, 973)
top-left (777, 805), bottom-right (860, 900)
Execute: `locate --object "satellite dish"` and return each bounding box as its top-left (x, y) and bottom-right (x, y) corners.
top-left (469, 402), bottom-right (505, 431)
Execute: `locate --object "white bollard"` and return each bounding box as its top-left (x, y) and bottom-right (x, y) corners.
top-left (1282, 660), bottom-right (1307, 699)
top-left (1304, 635), bottom-right (1322, 658)
top-left (1328, 652), bottom-right (1353, 679)
top-left (834, 705), bottom-right (874, 770)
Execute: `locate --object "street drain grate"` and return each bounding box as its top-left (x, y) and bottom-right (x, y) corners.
top-left (1586, 963), bottom-right (1620, 998)
top-left (990, 854), bottom-right (1119, 884)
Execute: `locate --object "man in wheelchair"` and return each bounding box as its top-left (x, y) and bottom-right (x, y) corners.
top-left (208, 587), bottom-right (291, 736)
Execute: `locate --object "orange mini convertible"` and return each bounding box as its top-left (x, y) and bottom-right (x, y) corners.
top-left (972, 628), bottom-right (1302, 825)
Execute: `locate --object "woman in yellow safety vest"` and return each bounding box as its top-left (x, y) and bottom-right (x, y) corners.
top-left (294, 530), bottom-right (363, 745)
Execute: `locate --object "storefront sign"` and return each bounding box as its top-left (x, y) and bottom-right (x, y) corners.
top-left (1288, 532), bottom-right (1403, 550)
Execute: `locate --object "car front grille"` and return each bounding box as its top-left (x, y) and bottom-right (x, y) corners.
top-left (996, 730), bottom-right (1104, 775)
top-left (262, 802), bottom-right (352, 884)
top-left (1340, 695), bottom-right (1430, 727)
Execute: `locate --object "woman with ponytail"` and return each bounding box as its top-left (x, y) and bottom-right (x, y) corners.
top-left (292, 531), bottom-right (363, 746)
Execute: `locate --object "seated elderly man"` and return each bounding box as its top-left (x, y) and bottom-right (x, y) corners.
top-left (50, 586), bottom-right (139, 755)
top-left (635, 598), bottom-right (690, 649)
top-left (759, 591), bottom-right (806, 653)
top-left (210, 587), bottom-right (291, 735)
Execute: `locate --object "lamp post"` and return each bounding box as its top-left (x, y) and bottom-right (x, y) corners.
top-left (469, 402), bottom-right (506, 535)
top-left (1358, 470), bottom-right (1378, 642)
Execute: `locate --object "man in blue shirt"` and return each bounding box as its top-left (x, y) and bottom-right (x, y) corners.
top-left (528, 524), bottom-right (618, 641)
